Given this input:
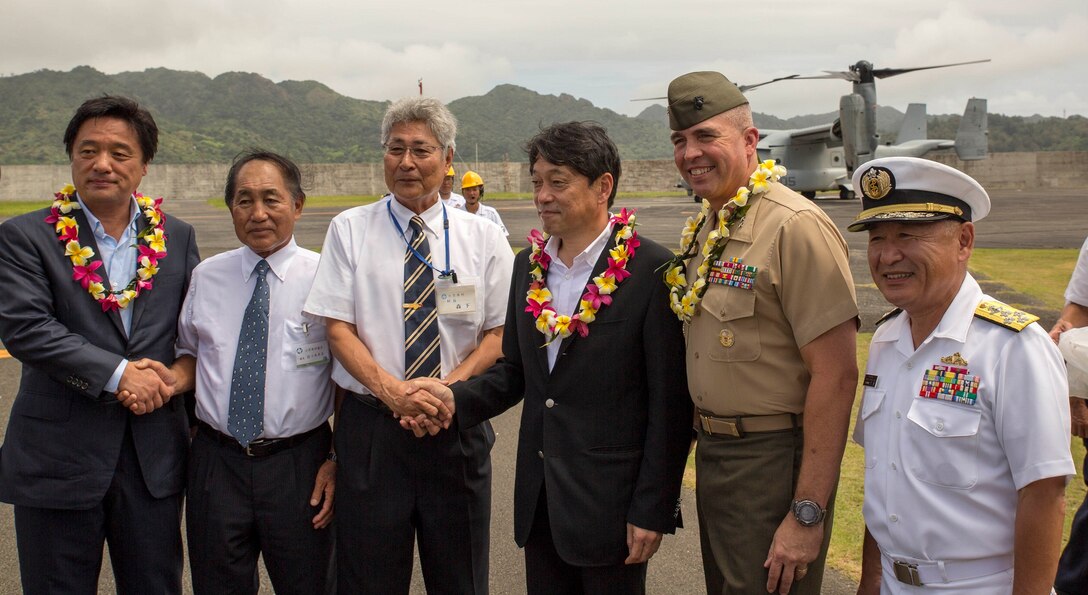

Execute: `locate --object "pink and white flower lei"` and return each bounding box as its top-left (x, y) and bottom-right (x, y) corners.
top-left (45, 183), bottom-right (168, 312)
top-left (525, 208), bottom-right (639, 345)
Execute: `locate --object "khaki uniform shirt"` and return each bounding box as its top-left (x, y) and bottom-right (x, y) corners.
top-left (686, 182), bottom-right (857, 416)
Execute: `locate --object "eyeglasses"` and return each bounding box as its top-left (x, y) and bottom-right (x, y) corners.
top-left (383, 144), bottom-right (442, 159)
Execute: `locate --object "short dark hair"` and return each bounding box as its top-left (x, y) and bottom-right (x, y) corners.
top-left (63, 96), bottom-right (158, 164)
top-left (525, 121), bottom-right (621, 206)
top-left (224, 150), bottom-right (306, 207)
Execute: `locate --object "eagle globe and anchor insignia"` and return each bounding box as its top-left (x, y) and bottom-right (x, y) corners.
top-left (860, 166), bottom-right (895, 200)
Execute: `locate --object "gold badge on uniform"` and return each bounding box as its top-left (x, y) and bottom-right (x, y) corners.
top-left (719, 329), bottom-right (735, 348)
top-left (939, 352), bottom-right (969, 366)
top-left (860, 166), bottom-right (894, 200)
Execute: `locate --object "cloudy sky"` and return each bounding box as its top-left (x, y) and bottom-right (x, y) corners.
top-left (2, 0), bottom-right (1085, 119)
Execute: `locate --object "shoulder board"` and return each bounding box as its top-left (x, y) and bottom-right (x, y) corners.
top-left (974, 300), bottom-right (1039, 332)
top-left (875, 308), bottom-right (902, 328)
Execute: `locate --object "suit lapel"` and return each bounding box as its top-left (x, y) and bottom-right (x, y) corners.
top-left (553, 226), bottom-right (618, 366)
top-left (73, 209), bottom-right (127, 338)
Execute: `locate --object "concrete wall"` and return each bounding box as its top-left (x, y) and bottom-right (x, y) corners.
top-left (3, 152), bottom-right (1086, 202)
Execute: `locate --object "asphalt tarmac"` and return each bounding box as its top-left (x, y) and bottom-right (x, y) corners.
top-left (0, 187), bottom-right (1084, 593)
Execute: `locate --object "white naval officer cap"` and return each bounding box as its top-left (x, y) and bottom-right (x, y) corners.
top-left (848, 156), bottom-right (990, 232)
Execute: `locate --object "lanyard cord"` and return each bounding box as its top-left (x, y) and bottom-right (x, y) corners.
top-left (387, 198), bottom-right (457, 282)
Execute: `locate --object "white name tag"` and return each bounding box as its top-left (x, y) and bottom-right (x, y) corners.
top-left (294, 341), bottom-right (330, 367)
top-left (436, 281), bottom-right (477, 315)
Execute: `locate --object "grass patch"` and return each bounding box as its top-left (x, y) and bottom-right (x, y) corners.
top-left (686, 247), bottom-right (1084, 581)
top-left (970, 248), bottom-right (1078, 310)
top-left (0, 201), bottom-right (51, 217)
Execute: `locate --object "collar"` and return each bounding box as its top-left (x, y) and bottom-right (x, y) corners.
top-left (728, 181), bottom-right (776, 244)
top-left (388, 195), bottom-right (445, 238)
top-left (875, 273), bottom-right (980, 350)
top-left (543, 220), bottom-right (612, 270)
top-left (241, 236), bottom-right (298, 283)
top-left (75, 193), bottom-right (140, 241)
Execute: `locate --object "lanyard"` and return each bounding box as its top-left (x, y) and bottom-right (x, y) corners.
top-left (387, 199), bottom-right (457, 283)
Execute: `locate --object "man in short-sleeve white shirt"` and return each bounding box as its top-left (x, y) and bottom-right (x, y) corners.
top-left (304, 97), bottom-right (513, 593)
top-left (167, 151), bottom-right (335, 593)
top-left (850, 157), bottom-right (1074, 594)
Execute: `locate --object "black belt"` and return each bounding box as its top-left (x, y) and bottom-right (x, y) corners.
top-left (195, 419), bottom-right (327, 457)
top-left (350, 391), bottom-right (393, 415)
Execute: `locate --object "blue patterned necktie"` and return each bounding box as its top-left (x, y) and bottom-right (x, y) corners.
top-left (228, 259), bottom-right (270, 447)
top-left (403, 216), bottom-right (441, 379)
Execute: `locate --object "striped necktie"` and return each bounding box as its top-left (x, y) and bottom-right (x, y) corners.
top-left (228, 259), bottom-right (270, 447)
top-left (404, 216), bottom-right (441, 379)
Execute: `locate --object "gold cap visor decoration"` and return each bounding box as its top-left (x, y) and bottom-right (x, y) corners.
top-left (848, 157), bottom-right (990, 232)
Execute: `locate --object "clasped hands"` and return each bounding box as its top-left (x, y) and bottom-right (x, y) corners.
top-left (380, 377), bottom-right (455, 438)
top-left (115, 358), bottom-right (176, 415)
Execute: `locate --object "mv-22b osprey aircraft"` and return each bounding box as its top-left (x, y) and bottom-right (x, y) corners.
top-left (750, 59), bottom-right (990, 199)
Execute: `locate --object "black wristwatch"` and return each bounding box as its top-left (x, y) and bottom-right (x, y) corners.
top-left (791, 499), bottom-right (826, 527)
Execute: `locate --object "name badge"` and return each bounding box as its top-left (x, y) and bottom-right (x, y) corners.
top-left (295, 341), bottom-right (330, 367)
top-left (436, 281), bottom-right (477, 315)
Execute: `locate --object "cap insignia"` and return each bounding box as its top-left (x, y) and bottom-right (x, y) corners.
top-left (693, 96), bottom-right (704, 110)
top-left (860, 166), bottom-right (894, 200)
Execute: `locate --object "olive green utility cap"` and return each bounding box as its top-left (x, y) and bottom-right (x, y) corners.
top-left (667, 71), bottom-right (749, 131)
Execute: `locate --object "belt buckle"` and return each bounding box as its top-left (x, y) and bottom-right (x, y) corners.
top-left (893, 561), bottom-right (923, 586)
top-left (700, 414), bottom-right (713, 434)
top-left (244, 439), bottom-right (270, 457)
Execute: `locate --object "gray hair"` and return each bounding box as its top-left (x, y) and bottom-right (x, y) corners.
top-left (721, 104), bottom-right (754, 132)
top-left (380, 97), bottom-right (457, 153)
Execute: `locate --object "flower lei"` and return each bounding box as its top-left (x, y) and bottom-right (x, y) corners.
top-left (525, 208), bottom-right (640, 345)
top-left (45, 183), bottom-right (168, 312)
top-left (662, 160), bottom-right (785, 322)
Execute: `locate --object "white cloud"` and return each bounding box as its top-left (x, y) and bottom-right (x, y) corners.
top-left (1, 0), bottom-right (1084, 118)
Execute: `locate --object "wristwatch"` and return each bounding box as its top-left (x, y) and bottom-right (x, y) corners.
top-left (326, 451), bottom-right (338, 463)
top-left (791, 499), bottom-right (826, 527)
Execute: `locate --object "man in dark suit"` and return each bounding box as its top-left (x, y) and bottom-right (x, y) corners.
top-left (0, 96), bottom-right (199, 594)
top-left (408, 122), bottom-right (693, 594)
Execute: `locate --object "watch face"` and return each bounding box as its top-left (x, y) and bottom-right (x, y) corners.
top-left (794, 500), bottom-right (823, 526)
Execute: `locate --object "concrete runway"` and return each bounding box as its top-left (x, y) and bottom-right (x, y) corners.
top-left (0, 187), bottom-right (1084, 593)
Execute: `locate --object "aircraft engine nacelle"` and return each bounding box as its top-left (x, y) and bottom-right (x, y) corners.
top-left (839, 94), bottom-right (869, 174)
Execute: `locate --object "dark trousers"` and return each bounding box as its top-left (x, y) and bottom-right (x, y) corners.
top-left (1056, 439), bottom-right (1088, 595)
top-left (524, 487), bottom-right (647, 595)
top-left (334, 394), bottom-right (493, 595)
top-left (696, 427), bottom-right (833, 595)
top-left (186, 422), bottom-right (335, 595)
top-left (14, 422), bottom-right (183, 595)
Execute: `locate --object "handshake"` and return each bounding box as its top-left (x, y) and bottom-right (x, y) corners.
top-left (388, 377), bottom-right (457, 438)
top-left (115, 358), bottom-right (177, 415)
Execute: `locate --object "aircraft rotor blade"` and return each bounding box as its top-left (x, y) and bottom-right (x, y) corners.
top-left (738, 74), bottom-right (801, 92)
top-left (629, 96), bottom-right (667, 101)
top-left (872, 59), bottom-right (991, 79)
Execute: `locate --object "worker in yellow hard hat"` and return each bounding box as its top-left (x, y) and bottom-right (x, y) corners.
top-left (461, 171), bottom-right (507, 236)
top-left (439, 165), bottom-right (466, 209)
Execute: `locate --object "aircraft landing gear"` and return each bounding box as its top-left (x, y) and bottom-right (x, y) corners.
top-left (839, 187), bottom-right (855, 200)
top-left (801, 191), bottom-right (816, 200)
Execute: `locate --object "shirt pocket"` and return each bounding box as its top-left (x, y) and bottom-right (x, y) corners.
top-left (905, 398), bottom-right (982, 489)
top-left (858, 388), bottom-right (885, 469)
top-left (701, 286), bottom-right (761, 363)
top-left (282, 317), bottom-right (330, 373)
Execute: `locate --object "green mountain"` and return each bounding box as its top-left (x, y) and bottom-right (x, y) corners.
top-left (1, 66), bottom-right (1085, 165)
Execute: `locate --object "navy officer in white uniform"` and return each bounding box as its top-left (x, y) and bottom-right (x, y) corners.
top-left (849, 157), bottom-right (1074, 594)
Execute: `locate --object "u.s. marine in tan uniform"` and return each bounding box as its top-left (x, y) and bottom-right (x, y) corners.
top-left (664, 71), bottom-right (859, 595)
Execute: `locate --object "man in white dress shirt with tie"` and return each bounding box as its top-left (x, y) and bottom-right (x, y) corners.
top-left (304, 97), bottom-right (513, 594)
top-left (164, 150), bottom-right (336, 594)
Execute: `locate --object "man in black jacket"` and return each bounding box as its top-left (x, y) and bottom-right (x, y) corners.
top-left (407, 122), bottom-right (692, 594)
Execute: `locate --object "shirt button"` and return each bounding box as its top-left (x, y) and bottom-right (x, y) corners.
top-left (906, 362), bottom-right (914, 370)
top-left (935, 421), bottom-right (945, 432)
top-left (694, 352), bottom-right (700, 359)
top-left (891, 463), bottom-right (897, 471)
top-left (545, 398), bottom-right (555, 408)
top-left (895, 411), bottom-right (901, 419)
top-left (890, 514), bottom-right (899, 522)
top-left (537, 450), bottom-right (544, 459)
